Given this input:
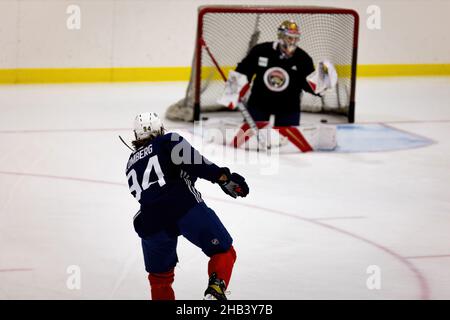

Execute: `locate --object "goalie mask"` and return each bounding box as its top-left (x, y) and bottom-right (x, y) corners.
top-left (277, 20), bottom-right (300, 57)
top-left (133, 112), bottom-right (164, 140)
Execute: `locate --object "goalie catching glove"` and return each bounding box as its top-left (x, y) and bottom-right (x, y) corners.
top-left (217, 168), bottom-right (249, 198)
top-left (217, 70), bottom-right (250, 110)
top-left (306, 60), bottom-right (338, 95)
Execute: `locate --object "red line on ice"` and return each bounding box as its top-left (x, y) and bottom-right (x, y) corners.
top-left (0, 171), bottom-right (124, 186)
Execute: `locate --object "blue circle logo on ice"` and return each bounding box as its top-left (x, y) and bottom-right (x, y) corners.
top-left (263, 67), bottom-right (289, 92)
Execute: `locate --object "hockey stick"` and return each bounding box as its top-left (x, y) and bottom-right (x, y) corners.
top-left (200, 38), bottom-right (265, 152)
top-left (248, 14), bottom-right (261, 53)
top-left (119, 135), bottom-right (134, 152)
top-left (236, 99), bottom-right (266, 151)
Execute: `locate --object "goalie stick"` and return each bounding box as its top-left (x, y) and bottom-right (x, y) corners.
top-left (200, 38), bottom-right (266, 152)
top-left (248, 14), bottom-right (261, 53)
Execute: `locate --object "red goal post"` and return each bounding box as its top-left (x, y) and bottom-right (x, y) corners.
top-left (166, 5), bottom-right (359, 123)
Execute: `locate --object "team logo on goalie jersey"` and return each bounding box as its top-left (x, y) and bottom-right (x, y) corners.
top-left (263, 67), bottom-right (289, 92)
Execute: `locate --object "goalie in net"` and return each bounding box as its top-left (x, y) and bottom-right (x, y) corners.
top-left (219, 20), bottom-right (338, 152)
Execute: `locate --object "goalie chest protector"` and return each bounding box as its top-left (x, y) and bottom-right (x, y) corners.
top-left (236, 41), bottom-right (316, 113)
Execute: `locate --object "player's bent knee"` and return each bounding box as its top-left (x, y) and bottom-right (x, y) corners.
top-left (208, 246), bottom-right (237, 288)
top-left (211, 245), bottom-right (237, 262)
top-left (206, 238), bottom-right (234, 257)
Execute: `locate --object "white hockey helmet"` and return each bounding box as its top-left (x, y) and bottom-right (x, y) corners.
top-left (133, 112), bottom-right (164, 140)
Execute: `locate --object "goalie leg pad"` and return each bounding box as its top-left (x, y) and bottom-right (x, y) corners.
top-left (208, 246), bottom-right (237, 289)
top-left (148, 269), bottom-right (175, 300)
top-left (231, 121), bottom-right (269, 148)
top-left (274, 126), bottom-right (313, 152)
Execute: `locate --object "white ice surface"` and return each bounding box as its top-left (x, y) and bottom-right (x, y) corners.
top-left (0, 77), bottom-right (450, 299)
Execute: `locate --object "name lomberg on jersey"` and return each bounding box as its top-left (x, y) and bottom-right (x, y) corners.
top-left (127, 144), bottom-right (153, 170)
top-left (126, 135), bottom-right (209, 171)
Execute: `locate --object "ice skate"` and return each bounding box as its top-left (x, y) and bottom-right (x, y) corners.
top-left (203, 273), bottom-right (227, 300)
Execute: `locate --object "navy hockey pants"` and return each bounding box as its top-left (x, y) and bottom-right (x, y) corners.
top-left (141, 202), bottom-right (233, 273)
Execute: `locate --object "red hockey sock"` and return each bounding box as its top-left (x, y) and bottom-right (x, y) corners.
top-left (274, 126), bottom-right (313, 152)
top-left (148, 269), bottom-right (175, 300)
top-left (231, 122), bottom-right (269, 148)
top-left (208, 246), bottom-right (237, 288)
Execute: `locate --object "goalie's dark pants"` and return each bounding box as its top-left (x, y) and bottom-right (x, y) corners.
top-left (248, 107), bottom-right (300, 126)
top-left (141, 201), bottom-right (235, 298)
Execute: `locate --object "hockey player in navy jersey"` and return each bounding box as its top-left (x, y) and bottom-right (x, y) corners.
top-left (125, 112), bottom-right (249, 300)
top-left (222, 20), bottom-right (337, 152)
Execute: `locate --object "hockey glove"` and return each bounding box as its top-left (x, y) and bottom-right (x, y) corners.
top-left (306, 60), bottom-right (338, 95)
top-left (217, 70), bottom-right (249, 110)
top-left (218, 168), bottom-right (249, 198)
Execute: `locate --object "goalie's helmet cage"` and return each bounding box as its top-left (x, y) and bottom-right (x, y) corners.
top-left (134, 112), bottom-right (163, 140)
top-left (277, 20), bottom-right (301, 56)
top-left (277, 20), bottom-right (301, 39)
top-left (165, 6), bottom-right (359, 123)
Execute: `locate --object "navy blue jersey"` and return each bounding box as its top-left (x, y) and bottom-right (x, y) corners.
top-left (125, 132), bottom-right (224, 237)
top-left (236, 41), bottom-right (316, 114)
